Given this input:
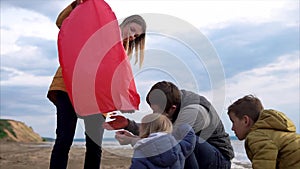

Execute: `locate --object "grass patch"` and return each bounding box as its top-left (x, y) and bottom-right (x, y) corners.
top-left (0, 119), bottom-right (16, 139)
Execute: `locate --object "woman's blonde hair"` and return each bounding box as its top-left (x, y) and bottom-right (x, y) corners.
top-left (139, 113), bottom-right (173, 138)
top-left (120, 14), bottom-right (146, 68)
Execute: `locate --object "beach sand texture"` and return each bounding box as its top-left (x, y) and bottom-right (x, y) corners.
top-left (0, 141), bottom-right (251, 169)
top-left (0, 141), bottom-right (131, 169)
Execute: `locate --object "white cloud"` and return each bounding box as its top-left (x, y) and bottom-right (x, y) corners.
top-left (1, 41), bottom-right (59, 73)
top-left (224, 52), bottom-right (299, 132)
top-left (1, 7), bottom-right (58, 55)
top-left (226, 52), bottom-right (299, 103)
top-left (1, 67), bottom-right (53, 86)
top-left (200, 52), bottom-right (300, 135)
top-left (107, 0), bottom-right (296, 31)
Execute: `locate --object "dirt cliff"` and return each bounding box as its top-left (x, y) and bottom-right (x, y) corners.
top-left (0, 119), bottom-right (43, 142)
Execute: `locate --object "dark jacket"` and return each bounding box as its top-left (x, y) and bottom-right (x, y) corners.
top-left (130, 124), bottom-right (196, 169)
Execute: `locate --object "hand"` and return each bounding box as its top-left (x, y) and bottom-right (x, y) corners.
top-left (102, 115), bottom-right (129, 130)
top-left (115, 130), bottom-right (140, 146)
top-left (76, 0), bottom-right (87, 5)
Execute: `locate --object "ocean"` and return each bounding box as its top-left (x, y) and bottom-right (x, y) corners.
top-left (230, 140), bottom-right (252, 168)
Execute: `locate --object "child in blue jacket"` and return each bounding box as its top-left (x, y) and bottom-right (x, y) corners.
top-left (126, 113), bottom-right (196, 169)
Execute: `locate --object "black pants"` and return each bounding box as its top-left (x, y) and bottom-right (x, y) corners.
top-left (49, 91), bottom-right (105, 169)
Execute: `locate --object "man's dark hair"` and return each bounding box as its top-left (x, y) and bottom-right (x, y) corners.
top-left (146, 81), bottom-right (181, 113)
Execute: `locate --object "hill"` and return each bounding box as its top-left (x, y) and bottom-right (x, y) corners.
top-left (0, 119), bottom-right (43, 142)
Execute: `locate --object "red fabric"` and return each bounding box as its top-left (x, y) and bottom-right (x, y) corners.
top-left (58, 0), bottom-right (140, 116)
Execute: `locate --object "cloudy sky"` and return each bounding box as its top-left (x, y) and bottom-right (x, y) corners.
top-left (1, 0), bottom-right (299, 139)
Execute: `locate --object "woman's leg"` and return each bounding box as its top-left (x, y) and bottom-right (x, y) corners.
top-left (83, 114), bottom-right (105, 169)
top-left (49, 91), bottom-right (78, 169)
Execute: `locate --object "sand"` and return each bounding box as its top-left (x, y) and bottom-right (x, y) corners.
top-left (0, 141), bottom-right (131, 169)
top-left (0, 141), bottom-right (251, 169)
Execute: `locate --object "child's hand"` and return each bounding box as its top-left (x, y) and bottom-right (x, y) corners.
top-left (115, 130), bottom-right (139, 146)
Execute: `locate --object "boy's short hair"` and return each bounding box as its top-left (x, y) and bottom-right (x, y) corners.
top-left (227, 95), bottom-right (264, 122)
top-left (146, 81), bottom-right (181, 112)
top-left (139, 113), bottom-right (173, 138)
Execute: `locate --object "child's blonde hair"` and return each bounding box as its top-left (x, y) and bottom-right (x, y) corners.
top-left (139, 113), bottom-right (173, 138)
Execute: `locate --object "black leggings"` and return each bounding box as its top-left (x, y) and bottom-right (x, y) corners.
top-left (49, 91), bottom-right (105, 169)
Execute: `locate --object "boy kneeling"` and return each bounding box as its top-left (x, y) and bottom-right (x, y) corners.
top-left (227, 95), bottom-right (300, 169)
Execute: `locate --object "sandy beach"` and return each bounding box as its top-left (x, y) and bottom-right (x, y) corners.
top-left (0, 141), bottom-right (251, 169)
top-left (0, 141), bottom-right (132, 169)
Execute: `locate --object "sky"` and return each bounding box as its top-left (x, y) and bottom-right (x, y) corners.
top-left (1, 0), bottom-right (299, 139)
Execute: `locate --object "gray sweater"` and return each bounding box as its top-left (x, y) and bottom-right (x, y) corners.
top-left (126, 90), bottom-right (234, 160)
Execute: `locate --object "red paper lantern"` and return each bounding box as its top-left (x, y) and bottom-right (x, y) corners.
top-left (58, 0), bottom-right (140, 116)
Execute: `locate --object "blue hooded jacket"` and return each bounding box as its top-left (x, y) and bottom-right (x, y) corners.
top-left (130, 124), bottom-right (196, 169)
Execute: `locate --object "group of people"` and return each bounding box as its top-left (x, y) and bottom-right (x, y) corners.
top-left (47, 0), bottom-right (300, 169)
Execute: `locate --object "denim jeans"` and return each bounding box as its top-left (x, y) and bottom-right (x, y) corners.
top-left (196, 137), bottom-right (231, 169)
top-left (184, 152), bottom-right (199, 169)
top-left (49, 91), bottom-right (105, 169)
top-left (185, 137), bottom-right (231, 169)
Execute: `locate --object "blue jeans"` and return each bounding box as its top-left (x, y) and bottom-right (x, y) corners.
top-left (49, 91), bottom-right (105, 169)
top-left (185, 137), bottom-right (231, 169)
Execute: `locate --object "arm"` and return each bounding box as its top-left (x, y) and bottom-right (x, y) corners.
top-left (125, 119), bottom-right (140, 136)
top-left (103, 115), bottom-right (140, 135)
top-left (174, 104), bottom-right (210, 134)
top-left (172, 124), bottom-right (196, 157)
top-left (115, 130), bottom-right (140, 146)
top-left (245, 131), bottom-right (278, 169)
top-left (56, 1), bottom-right (77, 28)
top-left (56, 0), bottom-right (88, 28)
